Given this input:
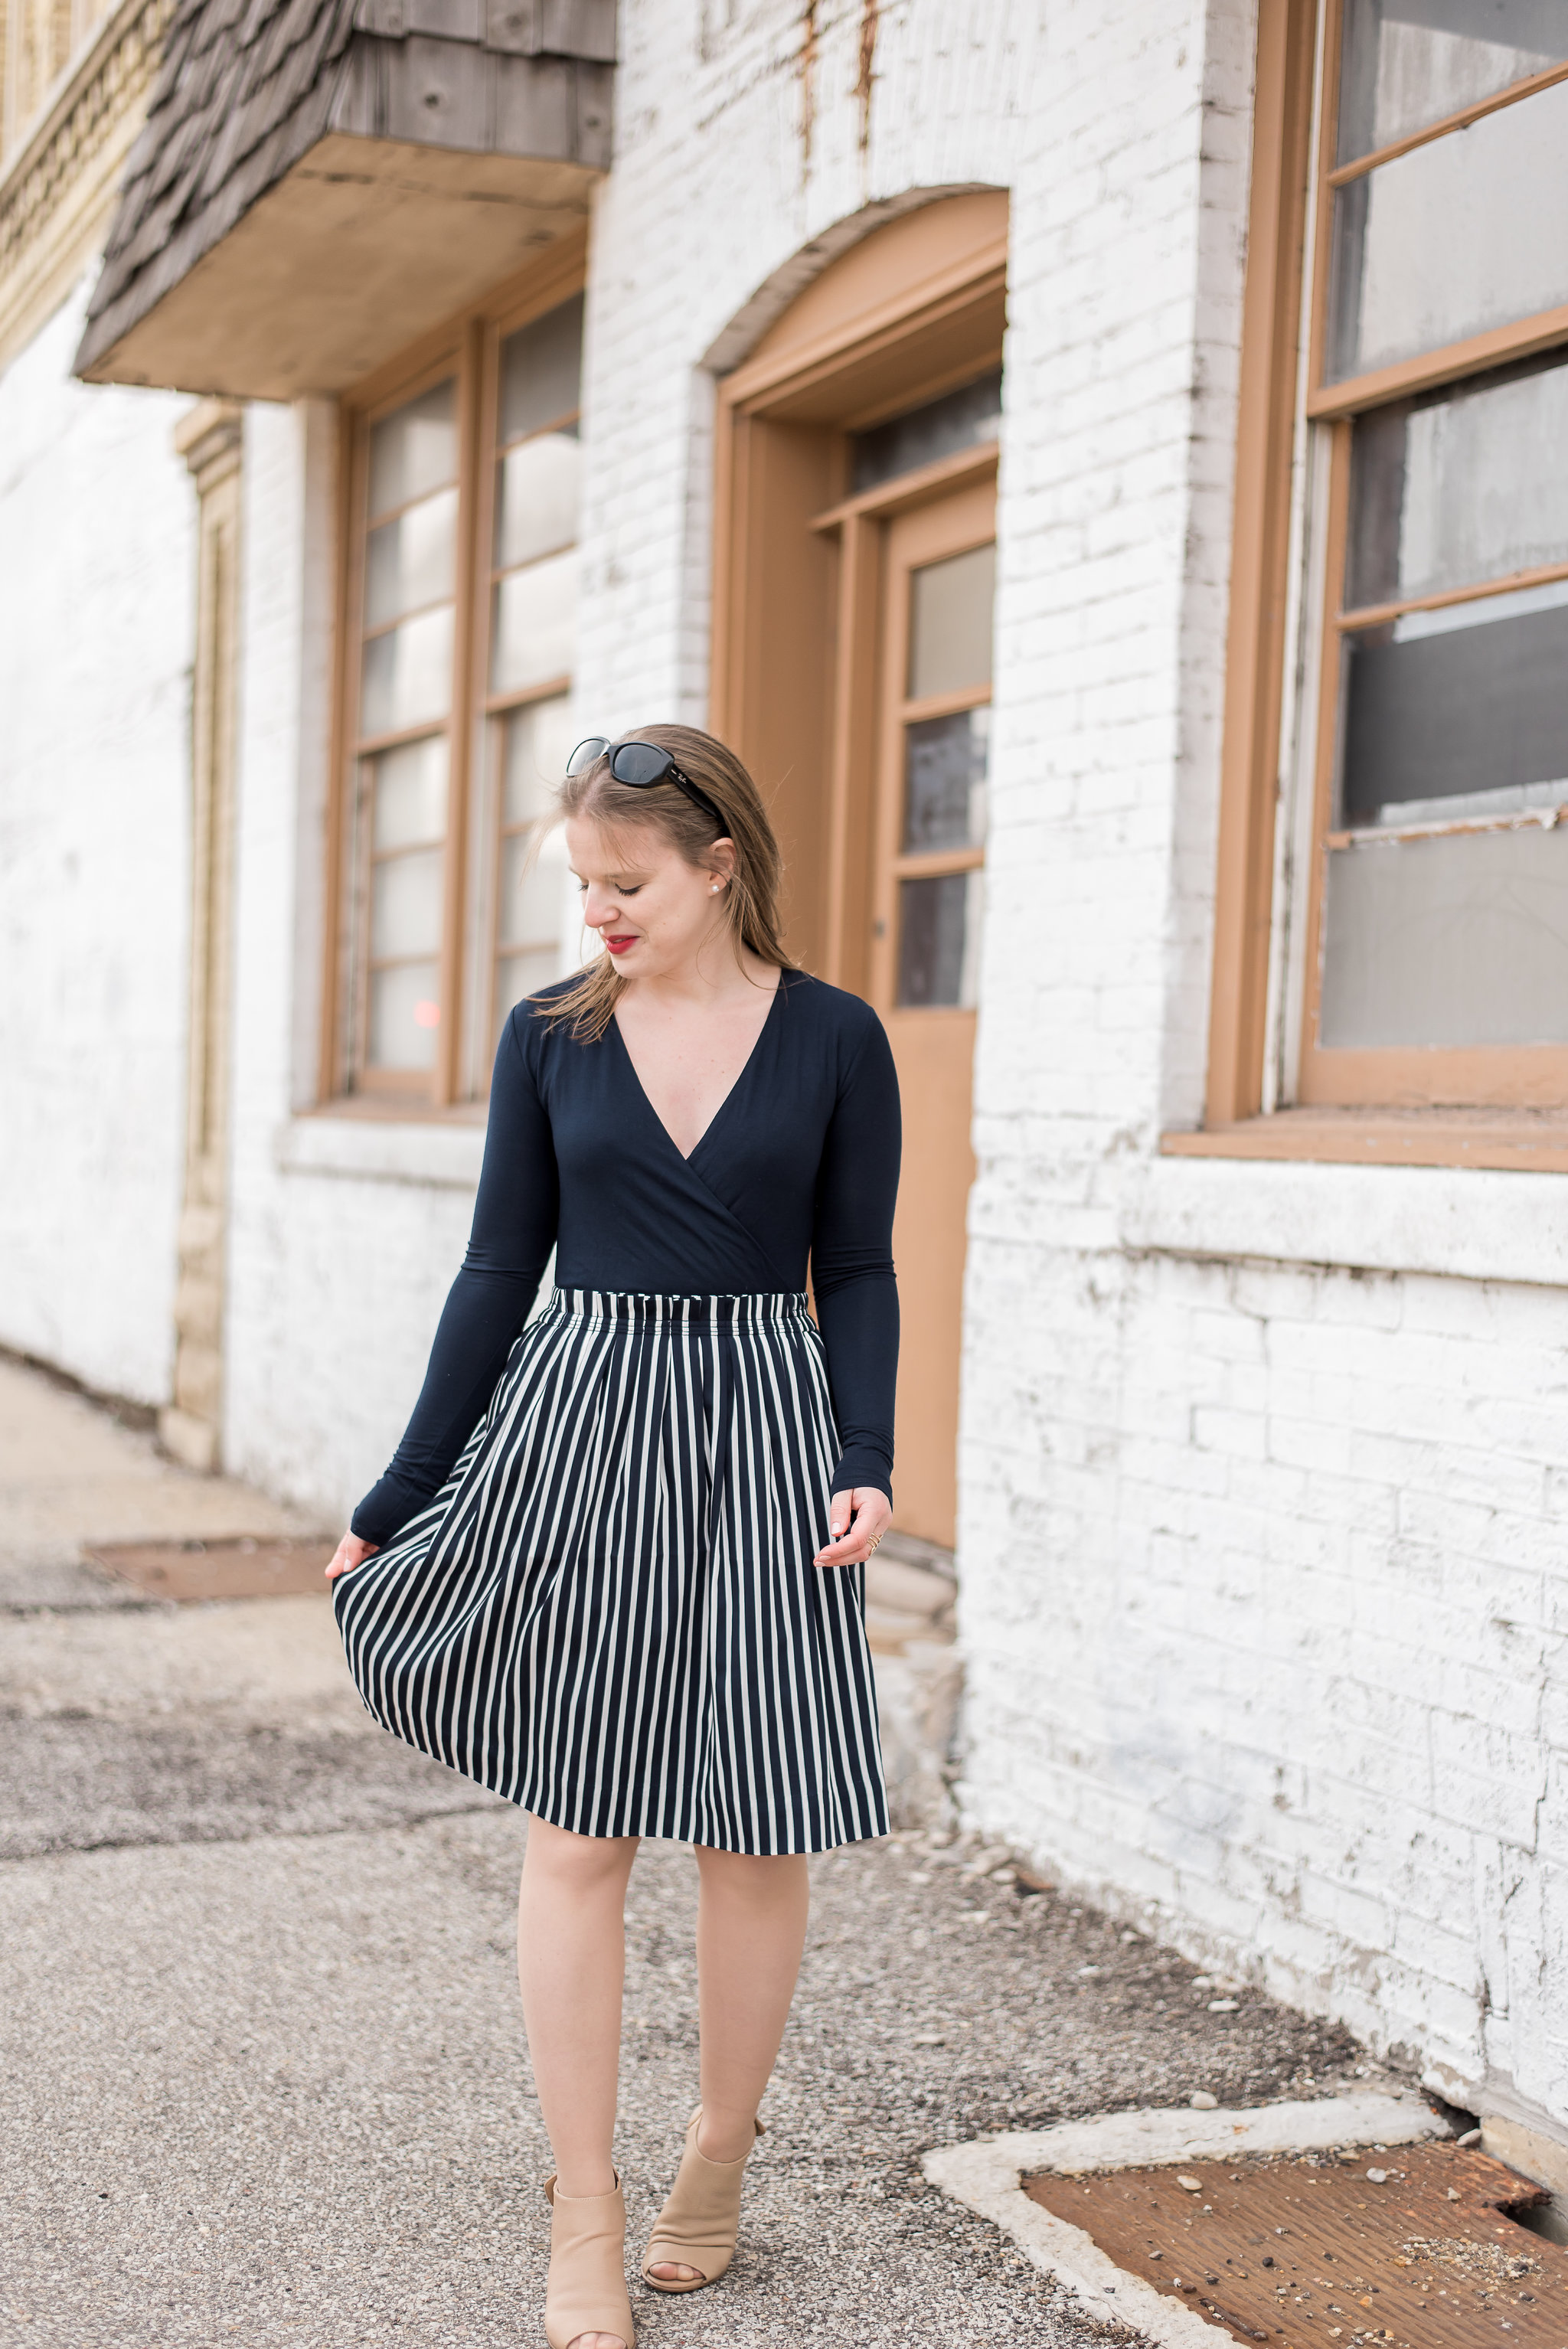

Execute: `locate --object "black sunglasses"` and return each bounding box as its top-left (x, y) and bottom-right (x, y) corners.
top-left (567, 737), bottom-right (727, 833)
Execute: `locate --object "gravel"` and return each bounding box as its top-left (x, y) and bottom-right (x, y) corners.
top-left (0, 1785), bottom-right (1366, 2349)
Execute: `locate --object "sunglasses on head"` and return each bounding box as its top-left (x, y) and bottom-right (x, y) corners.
top-left (567, 737), bottom-right (727, 834)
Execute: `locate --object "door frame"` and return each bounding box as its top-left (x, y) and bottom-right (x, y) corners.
top-left (709, 189), bottom-right (1008, 980)
top-left (708, 189), bottom-right (1008, 1543)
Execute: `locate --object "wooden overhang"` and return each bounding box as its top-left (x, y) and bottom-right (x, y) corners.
top-left (73, 0), bottom-right (614, 399)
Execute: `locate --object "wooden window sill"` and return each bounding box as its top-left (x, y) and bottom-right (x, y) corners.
top-left (276, 1109), bottom-right (487, 1192)
top-left (1161, 1108), bottom-right (1568, 1174)
top-left (302, 1096), bottom-right (486, 1124)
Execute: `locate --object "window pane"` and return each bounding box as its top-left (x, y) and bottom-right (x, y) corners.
top-left (1321, 825), bottom-right (1568, 1047)
top-left (501, 693), bottom-right (575, 827)
top-left (906, 543), bottom-right (995, 701)
top-left (1336, 0), bottom-right (1564, 164)
top-left (1340, 584), bottom-right (1568, 825)
top-left (499, 295), bottom-right (584, 444)
top-left (495, 946), bottom-right (560, 1040)
top-left (1328, 77), bottom-right (1568, 381)
top-left (902, 707), bottom-right (990, 851)
top-left (368, 961), bottom-right (441, 1069)
top-left (897, 871), bottom-right (983, 1008)
top-left (361, 605), bottom-right (453, 736)
top-left (368, 380), bottom-right (456, 518)
top-left (851, 368), bottom-right (1002, 495)
top-left (497, 829), bottom-right (565, 949)
top-left (490, 547), bottom-right (578, 694)
top-left (364, 486), bottom-right (457, 629)
top-left (1348, 354), bottom-right (1568, 609)
top-left (369, 736), bottom-right (448, 852)
top-left (495, 431), bottom-right (580, 572)
top-left (371, 846), bottom-right (444, 960)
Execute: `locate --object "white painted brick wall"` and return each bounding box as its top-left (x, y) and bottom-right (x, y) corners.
top-left (0, 279), bottom-right (192, 1403)
top-left (8, 0), bottom-right (1561, 2147)
top-left (955, 0), bottom-right (1567, 2140)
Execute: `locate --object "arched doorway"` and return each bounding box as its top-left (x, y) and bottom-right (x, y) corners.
top-left (711, 190), bottom-right (1007, 1549)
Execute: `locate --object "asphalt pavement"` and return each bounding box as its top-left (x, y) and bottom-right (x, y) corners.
top-left (0, 1358), bottom-right (1377, 2348)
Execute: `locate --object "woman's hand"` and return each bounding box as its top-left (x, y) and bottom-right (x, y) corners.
top-left (326, 1530), bottom-right (379, 1582)
top-left (813, 1487), bottom-right (892, 1569)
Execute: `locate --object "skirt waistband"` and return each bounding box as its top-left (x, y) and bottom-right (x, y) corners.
top-left (547, 1287), bottom-right (811, 1328)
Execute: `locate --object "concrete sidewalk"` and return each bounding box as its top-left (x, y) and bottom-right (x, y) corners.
top-left (0, 1361), bottom-right (1380, 2347)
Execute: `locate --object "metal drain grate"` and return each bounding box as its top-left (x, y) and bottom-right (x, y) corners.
top-left (1024, 2138), bottom-right (1561, 2346)
top-left (87, 1537), bottom-right (335, 1601)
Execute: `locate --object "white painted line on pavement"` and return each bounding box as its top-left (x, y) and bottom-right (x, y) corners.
top-left (922, 2092), bottom-right (1445, 2347)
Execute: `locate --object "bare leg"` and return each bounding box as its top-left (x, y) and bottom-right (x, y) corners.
top-left (518, 1815), bottom-right (639, 2349)
top-left (647, 1848), bottom-right (809, 2285)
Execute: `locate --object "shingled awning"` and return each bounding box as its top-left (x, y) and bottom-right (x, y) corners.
top-left (74, 0), bottom-right (613, 398)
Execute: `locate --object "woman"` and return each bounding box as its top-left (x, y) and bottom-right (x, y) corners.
top-left (328, 724), bottom-right (900, 2349)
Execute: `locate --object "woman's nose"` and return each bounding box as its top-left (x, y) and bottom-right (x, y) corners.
top-left (583, 885), bottom-right (619, 928)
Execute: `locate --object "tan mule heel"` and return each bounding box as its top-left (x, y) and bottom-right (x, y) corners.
top-left (543, 2172), bottom-right (635, 2349)
top-left (641, 2108), bottom-right (766, 2293)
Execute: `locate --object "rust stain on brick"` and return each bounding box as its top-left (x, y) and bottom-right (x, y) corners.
top-left (799, 0), bottom-right (820, 169)
top-left (88, 1537), bottom-right (335, 1602)
top-left (1025, 2139), bottom-right (1560, 2347)
top-left (853, 0), bottom-right (878, 152)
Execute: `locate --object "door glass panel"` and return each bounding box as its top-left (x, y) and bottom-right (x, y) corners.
top-left (371, 847), bottom-right (444, 960)
top-left (1321, 825), bottom-right (1568, 1047)
top-left (369, 736), bottom-right (448, 852)
top-left (368, 380), bottom-right (457, 517)
top-left (499, 296), bottom-right (585, 443)
top-left (364, 486), bottom-right (458, 628)
top-left (491, 548), bottom-right (578, 694)
top-left (497, 830), bottom-right (565, 950)
top-left (501, 692), bottom-right (575, 827)
top-left (361, 604), bottom-right (453, 737)
top-left (902, 707), bottom-right (990, 851)
top-left (907, 543), bottom-right (996, 700)
top-left (1348, 352), bottom-right (1568, 609)
top-left (495, 946), bottom-right (560, 1038)
top-left (1328, 77), bottom-right (1568, 381)
top-left (496, 431), bottom-right (580, 572)
top-left (1336, 0), bottom-right (1565, 164)
top-left (369, 960), bottom-right (441, 1069)
top-left (1340, 584), bottom-right (1568, 826)
top-left (851, 368), bottom-right (1002, 495)
top-left (897, 871), bottom-right (984, 1008)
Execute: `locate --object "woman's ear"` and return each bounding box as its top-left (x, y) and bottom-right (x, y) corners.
top-left (706, 837), bottom-right (738, 888)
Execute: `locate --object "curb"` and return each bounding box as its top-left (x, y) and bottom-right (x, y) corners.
top-left (922, 2093), bottom-right (1444, 2344)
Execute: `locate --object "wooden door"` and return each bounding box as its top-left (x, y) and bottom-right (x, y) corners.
top-left (867, 479), bottom-right (996, 1545)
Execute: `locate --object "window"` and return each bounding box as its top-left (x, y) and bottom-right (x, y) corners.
top-left (329, 266), bottom-right (585, 1105)
top-left (1201, 1), bottom-right (1568, 1143)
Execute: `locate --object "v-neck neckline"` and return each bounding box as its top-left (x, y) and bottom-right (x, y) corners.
top-left (612, 973), bottom-right (786, 1166)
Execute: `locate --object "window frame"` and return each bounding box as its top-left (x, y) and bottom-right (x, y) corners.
top-left (1184, 0), bottom-right (1568, 1166)
top-left (320, 230), bottom-right (586, 1113)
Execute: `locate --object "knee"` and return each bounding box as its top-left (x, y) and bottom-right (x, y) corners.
top-left (694, 1848), bottom-right (808, 1903)
top-left (524, 1817), bottom-right (637, 1893)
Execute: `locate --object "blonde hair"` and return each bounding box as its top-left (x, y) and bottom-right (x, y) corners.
top-left (532, 723), bottom-right (793, 1042)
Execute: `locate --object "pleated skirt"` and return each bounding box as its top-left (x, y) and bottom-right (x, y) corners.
top-left (332, 1289), bottom-right (888, 1855)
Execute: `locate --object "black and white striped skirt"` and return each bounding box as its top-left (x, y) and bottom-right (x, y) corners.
top-left (333, 1289), bottom-right (888, 1855)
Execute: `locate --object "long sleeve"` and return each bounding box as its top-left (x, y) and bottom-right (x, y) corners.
top-left (350, 1014), bottom-right (559, 1544)
top-left (810, 1011), bottom-right (901, 1502)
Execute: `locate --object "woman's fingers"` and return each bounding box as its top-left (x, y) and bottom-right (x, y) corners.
top-left (325, 1530), bottom-right (378, 1581)
top-left (812, 1488), bottom-right (892, 1568)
